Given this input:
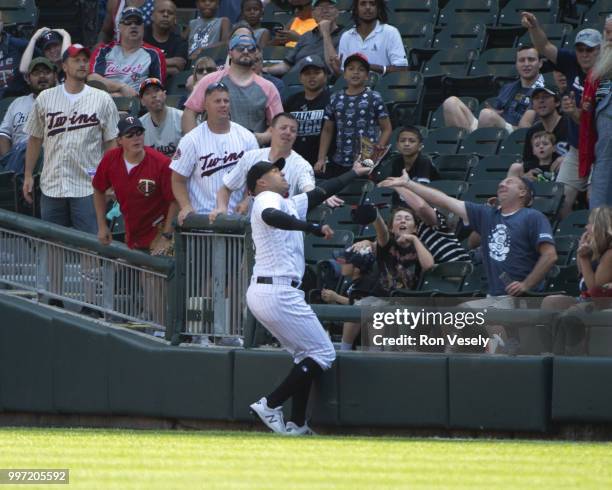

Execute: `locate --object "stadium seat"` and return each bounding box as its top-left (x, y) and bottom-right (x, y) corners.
top-left (363, 186), bottom-right (396, 206)
top-left (432, 23), bottom-right (488, 52)
top-left (1, 0), bottom-right (38, 29)
top-left (164, 94), bottom-right (184, 110)
top-left (386, 0), bottom-right (439, 25)
top-left (304, 229), bottom-right (354, 266)
top-left (0, 171), bottom-right (16, 212)
top-left (437, 0), bottom-right (498, 27)
top-left (531, 181), bottom-right (565, 220)
top-left (392, 261), bottom-right (474, 297)
top-left (554, 209), bottom-right (589, 236)
top-left (166, 70), bottom-right (191, 95)
top-left (262, 1), bottom-right (291, 22)
top-left (545, 264), bottom-right (580, 296)
top-left (307, 205), bottom-right (332, 224)
top-left (516, 23), bottom-right (573, 49)
top-left (263, 46), bottom-right (290, 63)
top-left (323, 206), bottom-right (362, 235)
top-left (399, 22), bottom-right (435, 68)
top-left (427, 96), bottom-right (479, 130)
top-left (113, 97), bottom-right (140, 117)
top-left (461, 179), bottom-right (499, 203)
top-left (498, 127), bottom-right (530, 154)
top-left (196, 44), bottom-right (228, 65)
top-left (422, 127), bottom-right (466, 156)
top-left (460, 262), bottom-right (488, 295)
top-left (468, 154), bottom-right (520, 181)
top-left (378, 72), bottom-right (425, 127)
top-left (554, 235), bottom-right (578, 266)
top-left (427, 180), bottom-right (468, 198)
top-left (0, 97), bottom-right (17, 123)
top-left (458, 127), bottom-right (509, 156)
top-left (583, 0), bottom-right (612, 25)
top-left (175, 8), bottom-right (197, 31)
top-left (498, 0), bottom-right (559, 26)
top-left (434, 154), bottom-right (479, 180)
top-left (335, 179), bottom-right (373, 206)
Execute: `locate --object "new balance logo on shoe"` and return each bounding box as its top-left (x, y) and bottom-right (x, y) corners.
top-left (265, 414), bottom-right (277, 424)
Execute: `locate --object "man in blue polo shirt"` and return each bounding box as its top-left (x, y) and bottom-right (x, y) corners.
top-left (522, 12), bottom-right (602, 217)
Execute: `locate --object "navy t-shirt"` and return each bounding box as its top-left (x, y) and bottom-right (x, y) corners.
top-left (465, 203), bottom-right (555, 296)
top-left (0, 34), bottom-right (28, 99)
top-left (554, 48), bottom-right (587, 148)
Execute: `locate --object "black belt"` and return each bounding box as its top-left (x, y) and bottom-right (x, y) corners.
top-left (256, 276), bottom-right (300, 288)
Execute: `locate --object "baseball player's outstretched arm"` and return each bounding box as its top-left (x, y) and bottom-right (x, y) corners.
top-left (261, 208), bottom-right (332, 238)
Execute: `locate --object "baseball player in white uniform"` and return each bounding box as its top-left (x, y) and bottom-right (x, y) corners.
top-left (23, 44), bottom-right (119, 232)
top-left (210, 112), bottom-right (318, 221)
top-left (171, 81), bottom-right (258, 225)
top-left (246, 156), bottom-right (371, 435)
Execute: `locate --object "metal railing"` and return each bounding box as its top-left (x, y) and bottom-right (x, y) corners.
top-left (0, 209), bottom-right (175, 330)
top-left (172, 214), bottom-right (253, 344)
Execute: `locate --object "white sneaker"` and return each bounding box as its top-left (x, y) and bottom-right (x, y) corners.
top-left (249, 397), bottom-right (286, 433)
top-left (285, 421), bottom-right (316, 436)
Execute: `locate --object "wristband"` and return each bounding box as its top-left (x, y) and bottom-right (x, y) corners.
top-left (307, 223), bottom-right (325, 237)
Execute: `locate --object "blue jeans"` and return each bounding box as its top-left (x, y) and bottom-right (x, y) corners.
top-left (592, 100), bottom-right (612, 208)
top-left (40, 194), bottom-right (98, 234)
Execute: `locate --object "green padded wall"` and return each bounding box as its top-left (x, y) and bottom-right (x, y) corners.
top-left (552, 356), bottom-right (612, 422)
top-left (449, 356), bottom-right (551, 431)
top-left (339, 352), bottom-right (449, 427)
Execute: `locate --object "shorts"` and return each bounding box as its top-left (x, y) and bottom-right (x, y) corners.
top-left (556, 146), bottom-right (588, 192)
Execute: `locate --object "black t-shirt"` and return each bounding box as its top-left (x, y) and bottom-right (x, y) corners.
top-left (285, 88), bottom-right (333, 165)
top-left (522, 115), bottom-right (569, 169)
top-left (388, 153), bottom-right (437, 207)
top-left (144, 26), bottom-right (188, 63)
top-left (377, 237), bottom-right (421, 293)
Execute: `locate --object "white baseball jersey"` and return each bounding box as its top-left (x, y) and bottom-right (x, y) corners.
top-left (140, 106), bottom-right (182, 157)
top-left (247, 190), bottom-right (335, 370)
top-left (0, 93), bottom-right (34, 146)
top-left (24, 85), bottom-right (120, 198)
top-left (170, 121), bottom-right (258, 214)
top-left (223, 148), bottom-right (315, 197)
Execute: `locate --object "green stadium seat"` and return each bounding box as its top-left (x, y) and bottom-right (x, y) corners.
top-left (498, 127), bottom-right (529, 154)
top-left (399, 22), bottom-right (435, 67)
top-left (435, 154), bottom-right (479, 180)
top-left (423, 127), bottom-right (466, 156)
top-left (113, 97), bottom-right (140, 117)
top-left (531, 181), bottom-right (565, 220)
top-left (498, 0), bottom-right (559, 25)
top-left (461, 263), bottom-right (488, 295)
top-left (583, 0), bottom-right (612, 25)
top-left (387, 0), bottom-right (439, 24)
top-left (516, 23), bottom-right (573, 49)
top-left (432, 23), bottom-right (488, 51)
top-left (166, 70), bottom-right (191, 95)
top-left (304, 229), bottom-right (354, 266)
top-left (323, 206), bottom-right (361, 235)
top-left (0, 171), bottom-right (16, 212)
top-left (0, 97), bottom-right (17, 123)
top-left (437, 0), bottom-right (498, 26)
top-left (427, 97), bottom-right (478, 130)
top-left (461, 179), bottom-right (499, 203)
top-left (391, 261), bottom-right (474, 297)
top-left (545, 264), bottom-right (580, 296)
top-left (1, 0), bottom-right (37, 27)
top-left (363, 186), bottom-right (396, 206)
top-left (263, 46), bottom-right (290, 63)
top-left (336, 179), bottom-right (373, 206)
top-left (554, 209), bottom-right (589, 236)
top-left (427, 180), bottom-right (468, 198)
top-left (468, 154), bottom-right (520, 181)
top-left (458, 127), bottom-right (509, 156)
top-left (378, 72), bottom-right (425, 126)
top-left (307, 205), bottom-right (332, 224)
top-left (164, 94), bottom-right (184, 110)
top-left (196, 44), bottom-right (228, 65)
top-left (554, 235), bottom-right (579, 266)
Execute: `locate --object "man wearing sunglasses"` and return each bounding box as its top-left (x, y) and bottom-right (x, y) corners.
top-left (182, 34), bottom-right (283, 145)
top-left (89, 7), bottom-right (166, 97)
top-left (522, 12), bottom-right (602, 218)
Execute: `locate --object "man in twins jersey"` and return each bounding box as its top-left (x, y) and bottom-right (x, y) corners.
top-left (89, 7), bottom-right (166, 97)
top-left (170, 82), bottom-right (258, 225)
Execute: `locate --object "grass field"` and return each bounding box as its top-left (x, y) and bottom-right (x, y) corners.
top-left (1, 427), bottom-right (611, 489)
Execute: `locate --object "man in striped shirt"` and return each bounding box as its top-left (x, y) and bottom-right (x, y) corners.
top-left (23, 44), bottom-right (120, 233)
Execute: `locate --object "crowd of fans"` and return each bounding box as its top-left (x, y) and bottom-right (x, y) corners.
top-left (0, 0), bottom-right (610, 354)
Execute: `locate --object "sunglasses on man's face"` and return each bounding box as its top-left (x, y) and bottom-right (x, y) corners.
top-left (121, 19), bottom-right (143, 26)
top-left (233, 44), bottom-right (257, 53)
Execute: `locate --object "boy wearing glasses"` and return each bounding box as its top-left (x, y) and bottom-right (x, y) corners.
top-left (182, 34), bottom-right (283, 144)
top-left (89, 7), bottom-right (166, 97)
top-left (522, 12), bottom-right (602, 218)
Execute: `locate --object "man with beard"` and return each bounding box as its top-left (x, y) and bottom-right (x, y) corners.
top-left (138, 78), bottom-right (182, 157)
top-left (144, 0), bottom-right (187, 76)
top-left (23, 44), bottom-right (119, 233)
top-left (443, 45), bottom-right (543, 133)
top-left (337, 0), bottom-right (408, 75)
top-left (264, 0), bottom-right (344, 77)
top-left (171, 82), bottom-right (259, 225)
top-left (522, 12), bottom-right (602, 216)
top-left (181, 34), bottom-right (283, 145)
top-left (0, 58), bottom-right (57, 174)
top-left (89, 7), bottom-right (166, 97)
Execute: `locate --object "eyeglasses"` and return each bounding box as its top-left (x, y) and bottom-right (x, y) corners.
top-left (123, 129), bottom-right (144, 138)
top-left (576, 45), bottom-right (597, 53)
top-left (196, 67), bottom-right (217, 74)
top-left (121, 19), bottom-right (143, 26)
top-left (233, 44), bottom-right (257, 53)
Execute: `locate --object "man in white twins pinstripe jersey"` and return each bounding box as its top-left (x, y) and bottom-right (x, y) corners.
top-left (23, 44), bottom-right (120, 233)
top-left (246, 157), bottom-right (372, 435)
top-left (171, 81), bottom-right (259, 225)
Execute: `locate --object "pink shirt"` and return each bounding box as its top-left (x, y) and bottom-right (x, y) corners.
top-left (185, 68), bottom-right (283, 133)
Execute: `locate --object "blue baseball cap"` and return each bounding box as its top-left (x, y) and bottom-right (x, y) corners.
top-left (229, 34), bottom-right (256, 51)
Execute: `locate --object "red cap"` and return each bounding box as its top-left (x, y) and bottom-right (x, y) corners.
top-left (62, 44), bottom-right (91, 62)
top-left (343, 52), bottom-right (370, 71)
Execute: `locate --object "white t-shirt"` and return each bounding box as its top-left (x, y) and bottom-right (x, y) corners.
top-left (170, 121), bottom-right (258, 214)
top-left (140, 107), bottom-right (183, 157)
top-left (338, 21), bottom-right (408, 69)
top-left (223, 148), bottom-right (315, 198)
top-left (250, 191), bottom-right (309, 281)
top-left (0, 93), bottom-right (34, 146)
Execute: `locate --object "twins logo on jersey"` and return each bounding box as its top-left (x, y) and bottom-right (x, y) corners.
top-left (199, 150), bottom-right (245, 177)
top-left (137, 178), bottom-right (157, 197)
top-left (46, 111), bottom-right (100, 137)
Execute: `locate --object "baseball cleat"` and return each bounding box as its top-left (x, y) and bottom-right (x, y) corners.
top-left (285, 421), bottom-right (317, 436)
top-left (249, 397), bottom-right (286, 434)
